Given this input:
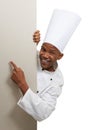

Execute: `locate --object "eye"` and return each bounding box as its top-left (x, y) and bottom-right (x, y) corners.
top-left (49, 51), bottom-right (56, 55)
top-left (41, 47), bottom-right (46, 52)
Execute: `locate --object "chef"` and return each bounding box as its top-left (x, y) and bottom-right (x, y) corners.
top-left (10, 9), bottom-right (81, 121)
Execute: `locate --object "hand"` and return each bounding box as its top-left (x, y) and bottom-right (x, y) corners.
top-left (10, 61), bottom-right (29, 95)
top-left (33, 30), bottom-right (40, 45)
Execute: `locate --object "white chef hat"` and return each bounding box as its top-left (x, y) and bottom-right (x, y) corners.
top-left (43, 9), bottom-right (81, 52)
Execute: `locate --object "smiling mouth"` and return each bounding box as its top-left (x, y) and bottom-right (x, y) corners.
top-left (40, 58), bottom-right (51, 64)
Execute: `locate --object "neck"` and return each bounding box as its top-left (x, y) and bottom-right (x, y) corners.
top-left (42, 62), bottom-right (58, 72)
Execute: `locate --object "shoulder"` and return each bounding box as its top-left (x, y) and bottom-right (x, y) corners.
top-left (54, 67), bottom-right (64, 85)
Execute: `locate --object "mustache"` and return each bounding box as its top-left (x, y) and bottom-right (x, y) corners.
top-left (40, 56), bottom-right (51, 62)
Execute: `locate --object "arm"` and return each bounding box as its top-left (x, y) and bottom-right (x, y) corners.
top-left (9, 61), bottom-right (29, 95)
top-left (9, 30), bottom-right (40, 93)
top-left (17, 84), bottom-right (63, 121)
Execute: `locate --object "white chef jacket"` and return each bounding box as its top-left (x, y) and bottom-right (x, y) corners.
top-left (17, 54), bottom-right (64, 121)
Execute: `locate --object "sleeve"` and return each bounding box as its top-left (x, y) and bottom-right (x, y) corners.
top-left (17, 85), bottom-right (62, 121)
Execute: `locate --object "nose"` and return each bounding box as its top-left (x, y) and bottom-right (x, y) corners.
top-left (42, 52), bottom-right (49, 59)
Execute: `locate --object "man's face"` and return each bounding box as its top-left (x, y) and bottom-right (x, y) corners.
top-left (39, 43), bottom-right (63, 71)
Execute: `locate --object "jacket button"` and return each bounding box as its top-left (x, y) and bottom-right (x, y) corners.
top-left (50, 78), bottom-right (52, 80)
top-left (37, 91), bottom-right (39, 93)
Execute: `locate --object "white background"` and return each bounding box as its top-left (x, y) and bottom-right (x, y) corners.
top-left (37, 0), bottom-right (90, 130)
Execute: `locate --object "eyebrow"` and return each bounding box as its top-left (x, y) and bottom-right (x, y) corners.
top-left (42, 45), bottom-right (58, 52)
top-left (49, 47), bottom-right (58, 52)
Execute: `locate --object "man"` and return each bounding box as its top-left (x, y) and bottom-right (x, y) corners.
top-left (10, 9), bottom-right (81, 121)
top-left (10, 31), bottom-right (64, 121)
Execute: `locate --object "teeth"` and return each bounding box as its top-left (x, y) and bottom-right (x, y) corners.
top-left (42, 59), bottom-right (47, 62)
top-left (42, 59), bottom-right (49, 63)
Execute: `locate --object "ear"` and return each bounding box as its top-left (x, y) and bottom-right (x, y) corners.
top-left (57, 53), bottom-right (64, 60)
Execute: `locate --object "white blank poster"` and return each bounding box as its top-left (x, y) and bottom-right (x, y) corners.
top-left (0, 0), bottom-right (37, 130)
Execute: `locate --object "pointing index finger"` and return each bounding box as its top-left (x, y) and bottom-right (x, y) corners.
top-left (10, 61), bottom-right (18, 70)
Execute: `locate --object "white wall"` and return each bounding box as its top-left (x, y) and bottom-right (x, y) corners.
top-left (0, 0), bottom-right (37, 130)
top-left (37, 0), bottom-right (90, 130)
